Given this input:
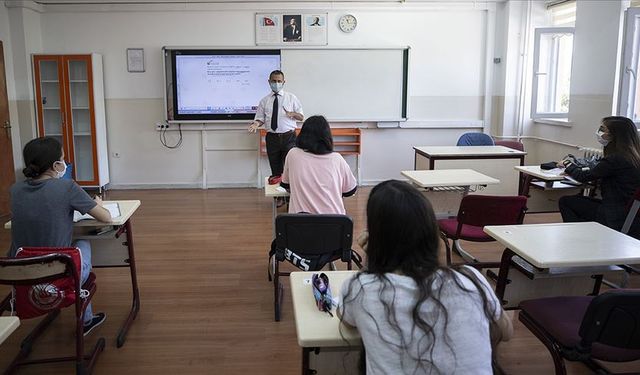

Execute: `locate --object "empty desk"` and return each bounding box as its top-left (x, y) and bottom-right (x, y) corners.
top-left (413, 146), bottom-right (526, 195)
top-left (484, 222), bottom-right (639, 309)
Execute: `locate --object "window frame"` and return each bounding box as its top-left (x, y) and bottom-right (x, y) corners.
top-left (531, 26), bottom-right (575, 119)
top-left (618, 7), bottom-right (640, 123)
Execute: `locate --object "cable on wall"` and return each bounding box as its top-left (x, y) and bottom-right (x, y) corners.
top-left (159, 123), bottom-right (183, 149)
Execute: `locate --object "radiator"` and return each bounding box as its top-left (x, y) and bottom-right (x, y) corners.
top-left (580, 147), bottom-right (603, 159)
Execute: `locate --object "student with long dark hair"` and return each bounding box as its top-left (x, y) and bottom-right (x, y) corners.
top-left (559, 116), bottom-right (640, 231)
top-left (281, 115), bottom-right (357, 214)
top-left (338, 180), bottom-right (512, 374)
top-left (9, 137), bottom-right (111, 335)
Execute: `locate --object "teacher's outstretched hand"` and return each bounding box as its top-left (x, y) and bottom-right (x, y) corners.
top-left (248, 120), bottom-right (263, 133)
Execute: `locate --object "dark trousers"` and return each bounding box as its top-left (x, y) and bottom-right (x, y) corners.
top-left (559, 195), bottom-right (606, 225)
top-left (265, 131), bottom-right (296, 176)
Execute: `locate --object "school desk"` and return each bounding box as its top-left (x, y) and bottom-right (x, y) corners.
top-left (0, 316), bottom-right (19, 345)
top-left (413, 146), bottom-right (526, 195)
top-left (290, 270), bottom-right (360, 375)
top-left (484, 222), bottom-right (638, 309)
top-left (402, 169), bottom-right (500, 262)
top-left (264, 177), bottom-right (289, 235)
top-left (5, 200), bottom-right (141, 348)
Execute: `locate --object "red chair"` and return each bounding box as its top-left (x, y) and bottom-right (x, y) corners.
top-left (438, 195), bottom-right (527, 266)
top-left (0, 250), bottom-right (105, 374)
top-left (494, 140), bottom-right (525, 152)
top-left (519, 290), bottom-right (640, 374)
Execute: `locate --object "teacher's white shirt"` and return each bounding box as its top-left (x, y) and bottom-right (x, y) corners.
top-left (254, 90), bottom-right (303, 133)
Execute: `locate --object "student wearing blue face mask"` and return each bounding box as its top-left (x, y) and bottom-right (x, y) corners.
top-left (248, 70), bottom-right (304, 190)
top-left (559, 116), bottom-right (640, 231)
top-left (9, 137), bottom-right (111, 335)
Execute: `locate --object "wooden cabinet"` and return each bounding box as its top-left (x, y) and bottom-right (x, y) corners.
top-left (259, 128), bottom-right (361, 156)
top-left (33, 54), bottom-right (109, 188)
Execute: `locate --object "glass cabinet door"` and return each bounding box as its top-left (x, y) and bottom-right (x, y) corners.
top-left (34, 57), bottom-right (66, 155)
top-left (64, 56), bottom-right (95, 183)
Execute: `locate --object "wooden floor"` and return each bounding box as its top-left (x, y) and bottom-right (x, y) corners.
top-left (0, 187), bottom-right (639, 374)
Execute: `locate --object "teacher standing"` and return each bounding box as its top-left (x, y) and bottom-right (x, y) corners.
top-left (249, 70), bottom-right (304, 184)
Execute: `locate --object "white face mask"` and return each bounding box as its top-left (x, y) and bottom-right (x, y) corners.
top-left (54, 160), bottom-right (67, 179)
top-left (269, 82), bottom-right (284, 93)
top-left (596, 130), bottom-right (609, 146)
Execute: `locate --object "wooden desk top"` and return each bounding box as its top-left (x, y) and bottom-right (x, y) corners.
top-left (401, 169), bottom-right (500, 188)
top-left (4, 200), bottom-right (141, 229)
top-left (264, 177), bottom-right (289, 198)
top-left (514, 166), bottom-right (566, 181)
top-left (413, 146), bottom-right (527, 157)
top-left (0, 316), bottom-right (20, 345)
top-left (290, 271), bottom-right (361, 348)
top-left (484, 222), bottom-right (640, 268)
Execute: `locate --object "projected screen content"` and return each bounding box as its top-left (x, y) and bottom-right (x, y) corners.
top-left (173, 51), bottom-right (281, 120)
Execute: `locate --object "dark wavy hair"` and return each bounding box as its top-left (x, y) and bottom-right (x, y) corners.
top-left (340, 180), bottom-right (499, 374)
top-left (22, 137), bottom-right (63, 178)
top-left (296, 115), bottom-right (333, 155)
top-left (602, 116), bottom-right (640, 168)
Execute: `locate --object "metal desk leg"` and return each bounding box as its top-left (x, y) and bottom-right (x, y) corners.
top-left (302, 347), bottom-right (313, 375)
top-left (272, 197), bottom-right (277, 238)
top-left (495, 248), bottom-right (516, 304)
top-left (116, 220), bottom-right (141, 348)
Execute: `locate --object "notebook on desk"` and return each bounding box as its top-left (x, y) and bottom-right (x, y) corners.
top-left (73, 203), bottom-right (121, 222)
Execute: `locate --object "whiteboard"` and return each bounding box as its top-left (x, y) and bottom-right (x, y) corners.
top-left (281, 48), bottom-right (407, 121)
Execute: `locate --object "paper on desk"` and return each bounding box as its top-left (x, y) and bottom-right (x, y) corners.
top-left (73, 203), bottom-right (121, 222)
top-left (543, 168), bottom-right (564, 176)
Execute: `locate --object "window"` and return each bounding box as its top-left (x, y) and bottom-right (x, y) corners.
top-left (549, 1), bottom-right (576, 27)
top-left (619, 7), bottom-right (640, 122)
top-left (531, 27), bottom-right (575, 119)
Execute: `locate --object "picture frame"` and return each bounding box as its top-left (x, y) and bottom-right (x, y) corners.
top-left (126, 48), bottom-right (145, 73)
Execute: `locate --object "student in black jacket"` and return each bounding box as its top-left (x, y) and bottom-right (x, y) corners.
top-left (559, 116), bottom-right (640, 231)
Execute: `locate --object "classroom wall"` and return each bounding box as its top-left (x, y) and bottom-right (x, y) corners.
top-left (5, 1), bottom-right (501, 187)
top-left (523, 0), bottom-right (626, 164)
top-left (0, 4), bottom-right (27, 176)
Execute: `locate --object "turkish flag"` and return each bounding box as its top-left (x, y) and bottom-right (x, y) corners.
top-left (263, 17), bottom-right (275, 26)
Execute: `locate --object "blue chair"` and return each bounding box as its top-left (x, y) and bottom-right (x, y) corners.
top-left (456, 133), bottom-right (495, 146)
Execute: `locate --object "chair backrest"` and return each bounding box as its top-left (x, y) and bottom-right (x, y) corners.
top-left (457, 195), bottom-right (528, 228)
top-left (275, 214), bottom-right (353, 257)
top-left (456, 132), bottom-right (495, 146)
top-left (494, 140), bottom-right (524, 152)
top-left (579, 290), bottom-right (640, 350)
top-left (0, 253), bottom-right (75, 286)
top-left (621, 188), bottom-right (640, 234)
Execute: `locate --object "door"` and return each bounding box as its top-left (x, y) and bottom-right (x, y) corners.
top-left (0, 41), bottom-right (16, 217)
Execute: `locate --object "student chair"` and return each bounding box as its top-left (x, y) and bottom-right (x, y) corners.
top-left (438, 195), bottom-right (528, 267)
top-left (519, 290), bottom-right (640, 375)
top-left (456, 132), bottom-right (495, 146)
top-left (268, 214), bottom-right (363, 321)
top-left (0, 250), bottom-right (105, 374)
top-left (494, 140), bottom-right (525, 152)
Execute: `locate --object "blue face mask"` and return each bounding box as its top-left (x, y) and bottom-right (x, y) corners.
top-left (269, 82), bottom-right (284, 93)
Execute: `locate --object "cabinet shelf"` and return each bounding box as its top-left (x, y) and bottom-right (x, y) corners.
top-left (34, 53), bottom-right (108, 188)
